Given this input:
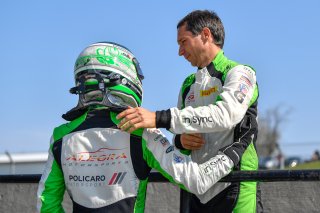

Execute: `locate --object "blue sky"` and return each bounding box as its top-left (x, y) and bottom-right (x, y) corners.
top-left (1, 1), bottom-right (319, 159)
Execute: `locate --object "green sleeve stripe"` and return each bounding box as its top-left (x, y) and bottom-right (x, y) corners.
top-left (53, 111), bottom-right (88, 141)
top-left (40, 159), bottom-right (65, 213)
top-left (133, 179), bottom-right (148, 213)
top-left (141, 138), bottom-right (188, 191)
top-left (233, 142), bottom-right (258, 213)
top-left (240, 142), bottom-right (258, 170)
top-left (249, 86), bottom-right (259, 107)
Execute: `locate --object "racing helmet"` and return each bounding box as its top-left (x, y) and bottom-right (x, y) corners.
top-left (69, 42), bottom-right (144, 111)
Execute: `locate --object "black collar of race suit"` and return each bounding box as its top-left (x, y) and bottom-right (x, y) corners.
top-left (62, 103), bottom-right (126, 121)
top-left (205, 62), bottom-right (223, 81)
top-left (62, 107), bottom-right (88, 121)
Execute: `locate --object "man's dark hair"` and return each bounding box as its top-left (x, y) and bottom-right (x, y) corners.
top-left (177, 10), bottom-right (225, 48)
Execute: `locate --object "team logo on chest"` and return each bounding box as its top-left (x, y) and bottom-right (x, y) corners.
top-left (186, 91), bottom-right (195, 104)
top-left (64, 147), bottom-right (129, 167)
top-left (200, 86), bottom-right (218, 97)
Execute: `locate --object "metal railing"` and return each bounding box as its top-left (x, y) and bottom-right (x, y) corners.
top-left (1, 169), bottom-right (320, 183)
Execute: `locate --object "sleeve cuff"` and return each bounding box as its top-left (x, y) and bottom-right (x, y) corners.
top-left (174, 134), bottom-right (186, 150)
top-left (220, 146), bottom-right (243, 167)
top-left (155, 109), bottom-right (171, 130)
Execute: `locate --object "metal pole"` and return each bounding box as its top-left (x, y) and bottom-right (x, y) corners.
top-left (1, 170), bottom-right (320, 183)
top-left (148, 170), bottom-right (320, 182)
top-left (4, 151), bottom-right (15, 174)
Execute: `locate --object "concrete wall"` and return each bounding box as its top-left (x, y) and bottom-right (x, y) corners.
top-left (0, 162), bottom-right (46, 175)
top-left (1, 182), bottom-right (320, 213)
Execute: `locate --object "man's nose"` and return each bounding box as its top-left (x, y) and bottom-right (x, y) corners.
top-left (179, 46), bottom-right (184, 56)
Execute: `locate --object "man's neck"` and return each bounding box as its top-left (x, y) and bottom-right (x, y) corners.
top-left (199, 47), bottom-right (221, 68)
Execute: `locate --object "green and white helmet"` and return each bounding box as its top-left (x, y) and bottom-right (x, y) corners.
top-left (64, 42), bottom-right (144, 120)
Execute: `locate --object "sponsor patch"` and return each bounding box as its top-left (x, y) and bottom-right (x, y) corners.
top-left (238, 66), bottom-right (255, 79)
top-left (243, 66), bottom-right (255, 75)
top-left (66, 148), bottom-right (127, 162)
top-left (108, 172), bottom-right (127, 185)
top-left (182, 116), bottom-right (214, 126)
top-left (239, 75), bottom-right (252, 87)
top-left (173, 153), bottom-right (184, 163)
top-left (200, 86), bottom-right (218, 97)
top-left (159, 137), bottom-right (169, 146)
top-left (69, 175), bottom-right (106, 182)
top-left (166, 146), bottom-right (174, 153)
top-left (154, 135), bottom-right (162, 141)
top-left (186, 91), bottom-right (195, 104)
top-left (234, 91), bottom-right (246, 103)
top-left (238, 83), bottom-right (249, 94)
top-left (199, 155), bottom-right (227, 175)
top-left (149, 128), bottom-right (162, 134)
top-left (154, 134), bottom-right (169, 146)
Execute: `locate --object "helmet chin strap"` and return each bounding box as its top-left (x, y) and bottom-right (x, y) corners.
top-left (63, 72), bottom-right (130, 121)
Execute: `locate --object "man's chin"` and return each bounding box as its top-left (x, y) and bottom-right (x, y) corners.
top-left (190, 61), bottom-right (197, 67)
top-left (186, 57), bottom-right (197, 67)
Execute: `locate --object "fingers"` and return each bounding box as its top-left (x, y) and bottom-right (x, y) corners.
top-left (182, 140), bottom-right (204, 150)
top-left (117, 111), bottom-right (140, 128)
top-left (181, 133), bottom-right (205, 150)
top-left (182, 143), bottom-right (203, 150)
top-left (118, 116), bottom-right (142, 133)
top-left (116, 107), bottom-right (135, 120)
top-left (182, 133), bottom-right (205, 145)
top-left (116, 107), bottom-right (156, 133)
top-left (116, 107), bottom-right (138, 132)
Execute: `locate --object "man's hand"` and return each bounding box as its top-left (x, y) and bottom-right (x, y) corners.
top-left (116, 107), bottom-right (156, 133)
top-left (181, 133), bottom-right (205, 150)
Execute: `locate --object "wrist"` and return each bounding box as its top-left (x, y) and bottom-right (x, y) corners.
top-left (155, 109), bottom-right (171, 129)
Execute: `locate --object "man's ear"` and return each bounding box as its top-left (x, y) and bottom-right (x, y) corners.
top-left (201, 27), bottom-right (213, 42)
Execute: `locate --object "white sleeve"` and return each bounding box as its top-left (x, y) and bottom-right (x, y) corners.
top-left (169, 65), bottom-right (257, 134)
top-left (172, 85), bottom-right (183, 144)
top-left (144, 128), bottom-right (234, 197)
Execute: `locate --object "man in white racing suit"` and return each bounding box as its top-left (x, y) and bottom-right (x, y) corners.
top-left (117, 10), bottom-right (263, 213)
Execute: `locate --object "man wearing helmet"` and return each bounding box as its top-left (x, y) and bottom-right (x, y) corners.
top-left (37, 42), bottom-right (234, 213)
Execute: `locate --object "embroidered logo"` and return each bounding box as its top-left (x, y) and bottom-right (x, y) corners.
top-left (108, 172), bottom-right (127, 185)
top-left (200, 86), bottom-right (218, 97)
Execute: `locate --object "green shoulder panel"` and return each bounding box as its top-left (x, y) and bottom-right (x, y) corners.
top-left (110, 111), bottom-right (144, 137)
top-left (213, 51), bottom-right (239, 82)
